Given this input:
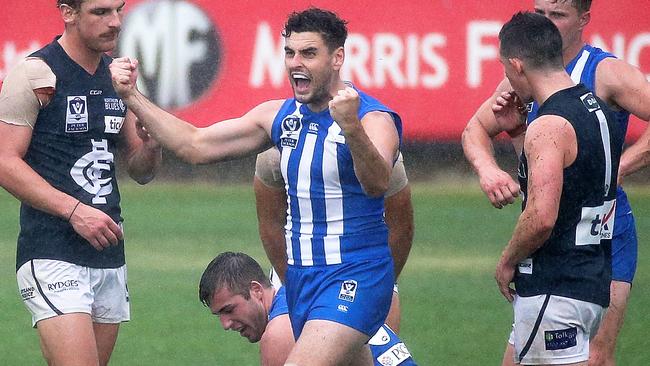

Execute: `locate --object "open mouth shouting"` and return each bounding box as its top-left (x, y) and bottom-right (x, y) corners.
top-left (291, 72), bottom-right (311, 94)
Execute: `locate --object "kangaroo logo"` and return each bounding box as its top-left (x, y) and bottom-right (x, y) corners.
top-left (70, 139), bottom-right (114, 204)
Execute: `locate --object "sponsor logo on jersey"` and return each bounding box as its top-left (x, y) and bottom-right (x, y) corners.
top-left (545, 327), bottom-right (577, 350)
top-left (517, 258), bottom-right (533, 275)
top-left (47, 279), bottom-right (79, 293)
top-left (377, 343), bottom-right (412, 366)
top-left (90, 89), bottom-right (103, 95)
top-left (308, 122), bottom-right (319, 134)
top-left (337, 304), bottom-right (348, 313)
top-left (280, 115), bottom-right (302, 149)
top-left (66, 96), bottom-right (89, 132)
top-left (338, 279), bottom-right (358, 302)
top-left (104, 97), bottom-right (126, 113)
top-left (20, 286), bottom-right (36, 301)
top-left (105, 116), bottom-right (124, 134)
top-left (580, 92), bottom-right (601, 112)
top-left (575, 199), bottom-right (616, 245)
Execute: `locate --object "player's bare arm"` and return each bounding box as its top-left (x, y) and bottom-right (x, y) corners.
top-left (118, 111), bottom-right (162, 184)
top-left (0, 59), bottom-right (122, 251)
top-left (495, 115), bottom-right (575, 302)
top-left (330, 87), bottom-right (398, 197)
top-left (596, 58), bottom-right (650, 179)
top-left (385, 185), bottom-right (413, 279)
top-left (254, 177), bottom-right (289, 282)
top-left (462, 78), bottom-right (521, 209)
top-left (110, 57), bottom-right (278, 164)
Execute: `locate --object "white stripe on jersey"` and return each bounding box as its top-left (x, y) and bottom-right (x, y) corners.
top-left (595, 109), bottom-right (613, 197)
top-left (297, 132), bottom-right (317, 266)
top-left (323, 122), bottom-right (343, 265)
top-left (570, 49), bottom-right (590, 84)
top-left (282, 102), bottom-right (303, 266)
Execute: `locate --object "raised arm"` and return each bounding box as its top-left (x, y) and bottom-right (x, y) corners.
top-left (596, 58), bottom-right (650, 179)
top-left (329, 87), bottom-right (398, 197)
top-left (495, 116), bottom-right (574, 302)
top-left (110, 58), bottom-right (277, 165)
top-left (462, 78), bottom-right (523, 208)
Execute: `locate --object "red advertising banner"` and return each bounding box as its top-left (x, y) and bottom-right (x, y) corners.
top-left (2, 1), bottom-right (649, 141)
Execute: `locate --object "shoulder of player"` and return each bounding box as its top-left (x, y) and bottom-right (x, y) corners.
top-left (524, 115), bottom-right (574, 150)
top-left (246, 99), bottom-right (285, 119)
top-left (595, 57), bottom-right (645, 96)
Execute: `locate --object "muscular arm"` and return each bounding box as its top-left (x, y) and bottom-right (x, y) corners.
top-left (596, 58), bottom-right (650, 179)
top-left (259, 314), bottom-right (294, 366)
top-left (495, 116), bottom-right (574, 301)
top-left (111, 58), bottom-right (276, 165)
top-left (384, 156), bottom-right (414, 279)
top-left (462, 79), bottom-right (522, 208)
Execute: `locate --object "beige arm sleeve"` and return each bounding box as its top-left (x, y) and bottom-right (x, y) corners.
top-left (385, 152), bottom-right (408, 197)
top-left (0, 58), bottom-right (55, 128)
top-left (255, 148), bottom-right (285, 189)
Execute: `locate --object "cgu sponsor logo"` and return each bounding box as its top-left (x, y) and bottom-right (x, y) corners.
top-left (47, 279), bottom-right (79, 292)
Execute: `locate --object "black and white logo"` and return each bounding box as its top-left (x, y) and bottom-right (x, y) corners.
top-left (66, 96), bottom-right (89, 132)
top-left (580, 92), bottom-right (601, 112)
top-left (280, 115), bottom-right (302, 149)
top-left (338, 279), bottom-right (358, 302)
top-left (70, 139), bottom-right (114, 204)
top-left (117, 0), bottom-right (222, 109)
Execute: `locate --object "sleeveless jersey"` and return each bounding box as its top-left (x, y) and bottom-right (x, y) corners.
top-left (270, 88), bottom-right (402, 266)
top-left (516, 84), bottom-right (623, 307)
top-left (526, 44), bottom-right (632, 218)
top-left (16, 38), bottom-right (127, 270)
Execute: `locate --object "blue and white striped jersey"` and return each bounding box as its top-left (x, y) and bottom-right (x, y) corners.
top-left (526, 44), bottom-right (632, 218)
top-left (271, 88), bottom-right (402, 266)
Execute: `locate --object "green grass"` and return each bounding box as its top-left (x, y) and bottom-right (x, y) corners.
top-left (0, 182), bottom-right (648, 365)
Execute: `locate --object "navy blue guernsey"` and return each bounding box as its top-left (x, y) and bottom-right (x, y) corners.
top-left (516, 84), bottom-right (623, 307)
top-left (16, 38), bottom-right (127, 270)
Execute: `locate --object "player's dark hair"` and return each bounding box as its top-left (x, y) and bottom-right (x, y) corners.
top-left (571, 0), bottom-right (592, 14)
top-left (282, 7), bottom-right (348, 52)
top-left (198, 252), bottom-right (272, 307)
top-left (57, 0), bottom-right (84, 10)
top-left (499, 12), bottom-right (564, 71)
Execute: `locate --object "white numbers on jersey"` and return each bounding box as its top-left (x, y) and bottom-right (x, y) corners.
top-left (70, 139), bottom-right (114, 204)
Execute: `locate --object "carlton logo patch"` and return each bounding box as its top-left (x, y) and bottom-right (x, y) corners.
top-left (338, 280), bottom-right (358, 302)
top-left (545, 327), bottom-right (577, 350)
top-left (66, 96), bottom-right (89, 132)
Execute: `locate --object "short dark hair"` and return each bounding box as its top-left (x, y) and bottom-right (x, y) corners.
top-left (282, 7), bottom-right (348, 52)
top-left (499, 12), bottom-right (564, 70)
top-left (57, 0), bottom-right (84, 10)
top-left (198, 252), bottom-right (272, 307)
top-left (571, 0), bottom-right (592, 14)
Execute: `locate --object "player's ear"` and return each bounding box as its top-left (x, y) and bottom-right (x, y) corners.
top-left (332, 46), bottom-right (344, 71)
top-left (59, 4), bottom-right (79, 26)
top-left (578, 10), bottom-right (591, 29)
top-left (249, 281), bottom-right (264, 299)
top-left (510, 58), bottom-right (524, 75)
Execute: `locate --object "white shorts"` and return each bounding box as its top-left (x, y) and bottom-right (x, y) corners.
top-left (508, 294), bottom-right (604, 365)
top-left (17, 259), bottom-right (130, 327)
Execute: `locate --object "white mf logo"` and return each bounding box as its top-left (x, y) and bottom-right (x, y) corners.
top-left (338, 279), bottom-right (358, 302)
top-left (70, 139), bottom-right (114, 204)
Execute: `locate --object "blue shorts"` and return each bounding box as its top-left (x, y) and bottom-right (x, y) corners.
top-left (612, 211), bottom-right (638, 283)
top-left (285, 257), bottom-right (394, 339)
top-left (270, 285), bottom-right (417, 365)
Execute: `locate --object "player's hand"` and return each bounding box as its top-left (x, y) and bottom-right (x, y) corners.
top-left (495, 257), bottom-right (516, 302)
top-left (329, 87), bottom-right (361, 134)
top-left (110, 57), bottom-right (139, 99)
top-left (69, 202), bottom-right (124, 251)
top-left (135, 119), bottom-right (161, 150)
top-left (478, 166), bottom-right (519, 209)
top-left (492, 91), bottom-right (526, 135)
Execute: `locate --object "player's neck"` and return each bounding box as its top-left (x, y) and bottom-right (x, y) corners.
top-left (58, 33), bottom-right (103, 75)
top-left (263, 287), bottom-right (276, 315)
top-left (562, 40), bottom-right (586, 66)
top-left (530, 70), bottom-right (575, 106)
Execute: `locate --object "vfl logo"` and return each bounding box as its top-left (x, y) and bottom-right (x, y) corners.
top-left (580, 92), bottom-right (601, 112)
top-left (338, 279), bottom-right (358, 302)
top-left (70, 139), bottom-right (114, 204)
top-left (66, 96), bottom-right (89, 132)
top-left (280, 115), bottom-right (302, 149)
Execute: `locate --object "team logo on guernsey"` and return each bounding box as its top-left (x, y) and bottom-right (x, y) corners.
top-left (66, 96), bottom-right (89, 132)
top-left (377, 343), bottom-right (412, 366)
top-left (280, 116), bottom-right (302, 148)
top-left (105, 116), bottom-right (125, 134)
top-left (580, 92), bottom-right (601, 112)
top-left (104, 97), bottom-right (126, 113)
top-left (338, 280), bottom-right (358, 302)
top-left (70, 139), bottom-right (114, 204)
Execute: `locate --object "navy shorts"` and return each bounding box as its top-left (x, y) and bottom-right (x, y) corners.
top-left (285, 257), bottom-right (394, 339)
top-left (612, 211), bottom-right (638, 283)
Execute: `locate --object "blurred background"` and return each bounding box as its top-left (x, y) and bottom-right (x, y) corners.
top-left (1, 1), bottom-right (649, 365)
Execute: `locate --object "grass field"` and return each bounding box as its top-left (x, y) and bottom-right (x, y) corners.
top-left (0, 182), bottom-right (648, 365)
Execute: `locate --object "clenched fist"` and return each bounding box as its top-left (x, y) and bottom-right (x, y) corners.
top-left (329, 87), bottom-right (361, 134)
top-left (110, 57), bottom-right (139, 99)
